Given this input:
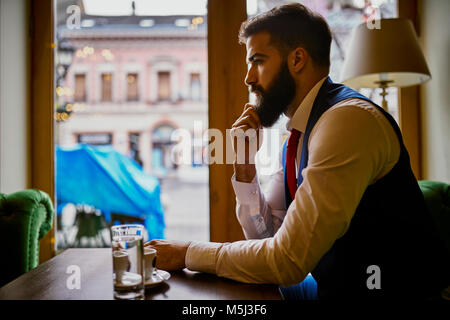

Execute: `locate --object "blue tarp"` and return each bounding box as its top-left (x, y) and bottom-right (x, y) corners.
top-left (56, 144), bottom-right (165, 239)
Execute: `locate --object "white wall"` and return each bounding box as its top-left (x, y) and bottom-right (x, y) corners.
top-left (0, 0), bottom-right (29, 193)
top-left (419, 0), bottom-right (450, 183)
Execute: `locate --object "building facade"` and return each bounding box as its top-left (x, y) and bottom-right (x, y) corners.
top-left (57, 15), bottom-right (208, 176)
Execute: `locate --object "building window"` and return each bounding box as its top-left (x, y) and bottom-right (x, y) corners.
top-left (190, 73), bottom-right (201, 101)
top-left (127, 73), bottom-right (139, 101)
top-left (74, 74), bottom-right (86, 102)
top-left (152, 124), bottom-right (176, 172)
top-left (129, 133), bottom-right (143, 166)
top-left (101, 73), bottom-right (113, 102)
top-left (157, 71), bottom-right (171, 101)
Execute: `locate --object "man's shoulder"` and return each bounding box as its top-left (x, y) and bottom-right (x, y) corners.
top-left (328, 97), bottom-right (379, 113)
top-left (318, 98), bottom-right (384, 126)
top-left (310, 97), bottom-right (398, 149)
top-left (318, 97), bottom-right (394, 131)
top-left (310, 97), bottom-right (400, 164)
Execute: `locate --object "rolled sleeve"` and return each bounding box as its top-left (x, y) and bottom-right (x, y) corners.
top-left (185, 241), bottom-right (223, 274)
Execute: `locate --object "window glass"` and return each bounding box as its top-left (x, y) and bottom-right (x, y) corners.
top-left (127, 73), bottom-right (139, 101)
top-left (157, 71), bottom-right (171, 101)
top-left (55, 0), bottom-right (209, 250)
top-left (190, 73), bottom-right (201, 100)
top-left (74, 74), bottom-right (86, 102)
top-left (101, 73), bottom-right (113, 102)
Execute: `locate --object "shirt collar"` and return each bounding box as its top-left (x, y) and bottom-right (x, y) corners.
top-left (287, 76), bottom-right (328, 132)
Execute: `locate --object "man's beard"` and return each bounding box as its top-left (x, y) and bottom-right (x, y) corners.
top-left (252, 61), bottom-right (296, 127)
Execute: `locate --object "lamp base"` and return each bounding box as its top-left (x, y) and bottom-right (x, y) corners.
top-left (374, 80), bottom-right (394, 111)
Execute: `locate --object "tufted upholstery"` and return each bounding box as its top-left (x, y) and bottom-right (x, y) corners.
top-left (0, 189), bottom-right (54, 287)
top-left (418, 180), bottom-right (450, 299)
top-left (419, 180), bottom-right (450, 255)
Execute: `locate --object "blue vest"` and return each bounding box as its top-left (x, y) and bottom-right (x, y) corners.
top-left (282, 77), bottom-right (449, 299)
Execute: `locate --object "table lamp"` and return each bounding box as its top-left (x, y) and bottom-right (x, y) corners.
top-left (340, 18), bottom-right (431, 111)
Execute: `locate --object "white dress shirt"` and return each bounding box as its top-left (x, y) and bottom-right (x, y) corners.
top-left (185, 76), bottom-right (400, 287)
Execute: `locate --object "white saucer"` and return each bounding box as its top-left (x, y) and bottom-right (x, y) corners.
top-left (144, 269), bottom-right (171, 288)
top-left (114, 272), bottom-right (142, 289)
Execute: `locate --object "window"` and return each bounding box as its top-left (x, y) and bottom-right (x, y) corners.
top-left (101, 73), bottom-right (113, 101)
top-left (157, 71), bottom-right (171, 101)
top-left (129, 132), bottom-right (143, 166)
top-left (190, 73), bottom-right (201, 100)
top-left (74, 74), bottom-right (86, 102)
top-left (54, 1), bottom-right (210, 251)
top-left (127, 73), bottom-right (139, 101)
top-left (152, 124), bottom-right (176, 171)
top-left (77, 133), bottom-right (112, 145)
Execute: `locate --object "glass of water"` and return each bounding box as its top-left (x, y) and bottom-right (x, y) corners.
top-left (111, 224), bottom-right (145, 300)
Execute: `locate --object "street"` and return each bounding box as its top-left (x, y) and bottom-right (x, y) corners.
top-left (160, 166), bottom-right (209, 242)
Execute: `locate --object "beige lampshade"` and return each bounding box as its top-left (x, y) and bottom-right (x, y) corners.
top-left (340, 18), bottom-right (431, 88)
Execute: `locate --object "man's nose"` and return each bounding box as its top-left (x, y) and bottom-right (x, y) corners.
top-left (244, 65), bottom-right (257, 87)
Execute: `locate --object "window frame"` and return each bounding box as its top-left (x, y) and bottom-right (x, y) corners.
top-left (30, 0), bottom-right (55, 263)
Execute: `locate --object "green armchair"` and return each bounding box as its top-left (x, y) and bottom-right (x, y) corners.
top-left (418, 180), bottom-right (450, 299)
top-left (0, 189), bottom-right (54, 287)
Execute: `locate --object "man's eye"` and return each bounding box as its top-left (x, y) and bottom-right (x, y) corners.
top-left (253, 60), bottom-right (262, 65)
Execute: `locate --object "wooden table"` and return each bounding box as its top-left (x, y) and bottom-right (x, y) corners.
top-left (0, 248), bottom-right (281, 300)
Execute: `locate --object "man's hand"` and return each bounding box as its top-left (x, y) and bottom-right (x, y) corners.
top-left (144, 239), bottom-right (191, 271)
top-left (230, 103), bottom-right (263, 183)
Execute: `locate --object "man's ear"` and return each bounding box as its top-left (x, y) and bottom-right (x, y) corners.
top-left (290, 47), bottom-right (308, 73)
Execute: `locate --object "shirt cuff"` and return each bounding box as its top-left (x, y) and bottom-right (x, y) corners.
top-left (231, 174), bottom-right (260, 206)
top-left (185, 241), bottom-right (223, 274)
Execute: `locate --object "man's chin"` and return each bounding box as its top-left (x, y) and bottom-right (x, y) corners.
top-left (260, 115), bottom-right (282, 128)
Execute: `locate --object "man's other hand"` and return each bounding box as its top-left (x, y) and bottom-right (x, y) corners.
top-left (144, 239), bottom-right (192, 271)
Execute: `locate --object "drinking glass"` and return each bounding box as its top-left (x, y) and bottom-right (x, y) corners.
top-left (111, 224), bottom-right (145, 300)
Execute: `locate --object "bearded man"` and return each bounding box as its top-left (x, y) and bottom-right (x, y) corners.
top-left (145, 3), bottom-right (449, 300)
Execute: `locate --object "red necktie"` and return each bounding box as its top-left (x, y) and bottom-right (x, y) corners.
top-left (286, 129), bottom-right (301, 201)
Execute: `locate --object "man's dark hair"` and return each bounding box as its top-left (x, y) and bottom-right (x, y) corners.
top-left (238, 2), bottom-right (332, 67)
